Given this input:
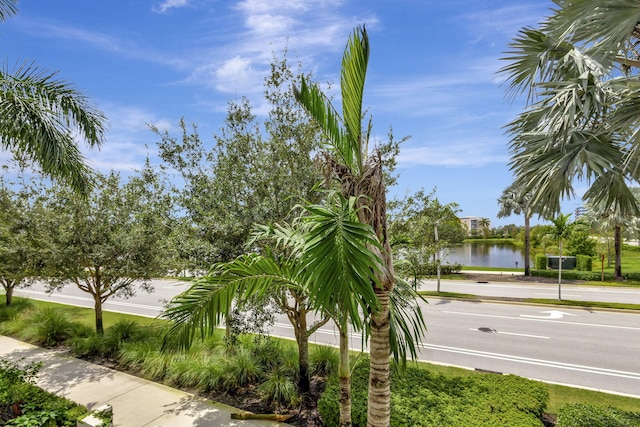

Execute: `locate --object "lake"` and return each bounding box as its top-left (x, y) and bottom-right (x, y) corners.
top-left (444, 242), bottom-right (527, 269)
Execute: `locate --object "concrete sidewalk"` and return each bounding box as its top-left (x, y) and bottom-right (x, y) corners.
top-left (0, 336), bottom-right (285, 427)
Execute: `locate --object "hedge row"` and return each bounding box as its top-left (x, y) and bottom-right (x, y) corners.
top-left (530, 269), bottom-right (640, 282)
top-left (556, 403), bottom-right (640, 427)
top-left (318, 361), bottom-right (548, 427)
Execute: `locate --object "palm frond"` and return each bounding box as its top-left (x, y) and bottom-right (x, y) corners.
top-left (300, 194), bottom-right (381, 330)
top-left (292, 78), bottom-right (347, 161)
top-left (0, 0), bottom-right (17, 22)
top-left (389, 277), bottom-right (427, 371)
top-left (0, 62), bottom-right (105, 194)
top-left (341, 25), bottom-right (369, 173)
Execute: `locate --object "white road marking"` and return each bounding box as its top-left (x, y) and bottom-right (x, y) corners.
top-left (420, 343), bottom-right (640, 380)
top-left (520, 310), bottom-right (576, 319)
top-left (443, 310), bottom-right (640, 331)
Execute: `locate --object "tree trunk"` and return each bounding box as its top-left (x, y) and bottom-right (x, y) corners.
top-left (296, 309), bottom-right (310, 393)
top-left (524, 215), bottom-right (531, 276)
top-left (338, 325), bottom-right (351, 427)
top-left (367, 288), bottom-right (391, 427)
top-left (4, 280), bottom-right (14, 307)
top-left (615, 225), bottom-right (622, 280)
top-left (94, 294), bottom-right (104, 335)
top-left (557, 242), bottom-right (563, 301)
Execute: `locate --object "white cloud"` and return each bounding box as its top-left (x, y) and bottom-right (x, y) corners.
top-left (154, 0), bottom-right (190, 13)
top-left (397, 140), bottom-right (509, 168)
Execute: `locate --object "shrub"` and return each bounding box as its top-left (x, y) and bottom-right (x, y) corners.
top-left (318, 361), bottom-right (548, 427)
top-left (22, 308), bottom-right (89, 347)
top-left (556, 402), bottom-right (640, 427)
top-left (310, 345), bottom-right (339, 377)
top-left (0, 359), bottom-right (87, 426)
top-left (534, 254), bottom-right (547, 270)
top-left (259, 366), bottom-right (299, 406)
top-left (0, 297), bottom-right (32, 323)
top-left (575, 255), bottom-right (593, 272)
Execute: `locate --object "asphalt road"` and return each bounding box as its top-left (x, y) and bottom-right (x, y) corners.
top-left (419, 276), bottom-right (640, 304)
top-left (11, 279), bottom-right (640, 398)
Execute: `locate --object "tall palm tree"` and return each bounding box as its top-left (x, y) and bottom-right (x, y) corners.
top-left (497, 184), bottom-right (534, 276)
top-left (1, 2), bottom-right (105, 194)
top-left (293, 25), bottom-right (397, 426)
top-left (547, 213), bottom-right (573, 300)
top-left (163, 195), bottom-right (426, 426)
top-left (501, 0), bottom-right (640, 222)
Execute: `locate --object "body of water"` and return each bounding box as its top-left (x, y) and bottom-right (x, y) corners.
top-left (444, 242), bottom-right (527, 269)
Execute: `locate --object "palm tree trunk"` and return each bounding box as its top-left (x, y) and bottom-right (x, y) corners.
top-left (524, 215), bottom-right (531, 276)
top-left (338, 325), bottom-right (351, 427)
top-left (367, 286), bottom-right (391, 427)
top-left (614, 225), bottom-right (622, 280)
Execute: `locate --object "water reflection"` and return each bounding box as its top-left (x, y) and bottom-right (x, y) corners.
top-left (445, 242), bottom-right (527, 268)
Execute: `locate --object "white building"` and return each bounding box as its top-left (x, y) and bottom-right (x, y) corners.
top-left (459, 216), bottom-right (490, 236)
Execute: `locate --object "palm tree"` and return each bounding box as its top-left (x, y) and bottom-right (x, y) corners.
top-left (1, 2), bottom-right (105, 194)
top-left (163, 195), bottom-right (426, 425)
top-left (293, 25), bottom-right (397, 426)
top-left (497, 184), bottom-right (534, 276)
top-left (501, 0), bottom-right (640, 222)
top-left (547, 213), bottom-right (573, 300)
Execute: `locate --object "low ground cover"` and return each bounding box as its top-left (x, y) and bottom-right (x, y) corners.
top-left (0, 359), bottom-right (87, 426)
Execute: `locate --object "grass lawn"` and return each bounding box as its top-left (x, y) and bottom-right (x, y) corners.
top-left (2, 295), bottom-right (639, 418)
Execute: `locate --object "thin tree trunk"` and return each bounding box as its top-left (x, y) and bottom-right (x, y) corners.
top-left (367, 287), bottom-right (391, 427)
top-left (338, 325), bottom-right (351, 427)
top-left (3, 280), bottom-right (15, 307)
top-left (94, 294), bottom-right (104, 335)
top-left (558, 242), bottom-right (563, 301)
top-left (524, 215), bottom-right (531, 276)
top-left (296, 308), bottom-right (310, 393)
top-left (615, 225), bottom-right (622, 280)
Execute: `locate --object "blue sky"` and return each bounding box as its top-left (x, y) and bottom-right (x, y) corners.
top-left (3, 0), bottom-right (570, 226)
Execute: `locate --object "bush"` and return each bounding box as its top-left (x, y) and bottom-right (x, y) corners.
top-left (310, 345), bottom-right (339, 377)
top-left (259, 366), bottom-right (299, 406)
top-left (0, 359), bottom-right (87, 426)
top-left (318, 361), bottom-right (548, 427)
top-left (22, 308), bottom-right (90, 347)
top-left (556, 402), bottom-right (640, 427)
top-left (535, 254), bottom-right (547, 270)
top-left (575, 255), bottom-right (593, 272)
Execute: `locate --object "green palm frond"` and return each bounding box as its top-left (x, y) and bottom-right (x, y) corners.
top-left (0, 62), bottom-right (105, 194)
top-left (0, 0), bottom-right (17, 21)
top-left (341, 25), bottom-right (369, 172)
top-left (162, 254), bottom-right (306, 350)
top-left (292, 77), bottom-right (347, 160)
top-left (389, 277), bottom-right (427, 371)
top-left (300, 194), bottom-right (381, 330)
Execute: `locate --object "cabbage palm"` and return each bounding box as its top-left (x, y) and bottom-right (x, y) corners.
top-left (293, 25), bottom-right (397, 426)
top-left (497, 184), bottom-right (534, 276)
top-left (1, 2), bottom-right (105, 194)
top-left (501, 0), bottom-right (640, 219)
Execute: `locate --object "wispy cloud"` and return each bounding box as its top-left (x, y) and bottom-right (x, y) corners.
top-left (397, 139), bottom-right (509, 168)
top-left (153, 0), bottom-right (190, 14)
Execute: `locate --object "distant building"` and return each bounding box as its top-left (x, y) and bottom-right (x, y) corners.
top-left (459, 216), bottom-right (490, 236)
